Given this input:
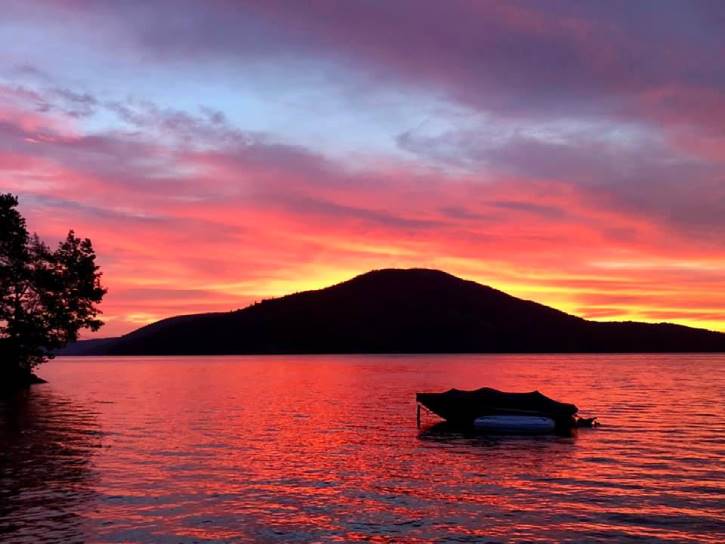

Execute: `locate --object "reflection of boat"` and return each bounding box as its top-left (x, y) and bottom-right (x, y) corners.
top-left (416, 387), bottom-right (591, 433)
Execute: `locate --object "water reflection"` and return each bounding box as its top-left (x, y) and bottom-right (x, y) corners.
top-left (1, 354), bottom-right (723, 542)
top-left (0, 386), bottom-right (102, 543)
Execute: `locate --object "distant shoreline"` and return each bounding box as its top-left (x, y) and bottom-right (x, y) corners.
top-left (56, 350), bottom-right (725, 356)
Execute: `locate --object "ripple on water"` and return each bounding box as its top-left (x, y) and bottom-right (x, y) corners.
top-left (1, 354), bottom-right (724, 543)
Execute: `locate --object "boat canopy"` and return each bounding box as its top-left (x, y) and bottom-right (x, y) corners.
top-left (416, 387), bottom-right (578, 425)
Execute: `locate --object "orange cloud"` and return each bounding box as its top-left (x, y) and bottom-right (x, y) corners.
top-left (3, 79), bottom-right (723, 337)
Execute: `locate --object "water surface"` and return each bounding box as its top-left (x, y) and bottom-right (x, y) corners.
top-left (1, 354), bottom-right (724, 542)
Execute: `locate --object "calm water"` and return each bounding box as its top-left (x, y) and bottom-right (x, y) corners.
top-left (1, 355), bottom-right (724, 543)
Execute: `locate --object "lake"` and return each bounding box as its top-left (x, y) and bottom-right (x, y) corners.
top-left (1, 354), bottom-right (724, 543)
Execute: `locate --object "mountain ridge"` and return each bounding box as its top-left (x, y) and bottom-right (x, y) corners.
top-left (61, 268), bottom-right (725, 355)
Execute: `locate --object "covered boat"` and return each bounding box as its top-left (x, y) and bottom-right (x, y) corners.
top-left (416, 387), bottom-right (579, 432)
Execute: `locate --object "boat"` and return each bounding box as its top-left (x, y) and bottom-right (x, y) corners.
top-left (416, 387), bottom-right (589, 433)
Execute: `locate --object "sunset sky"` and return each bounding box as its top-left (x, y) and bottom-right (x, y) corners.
top-left (2, 1), bottom-right (724, 336)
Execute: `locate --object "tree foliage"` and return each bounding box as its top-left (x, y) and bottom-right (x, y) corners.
top-left (0, 194), bottom-right (106, 380)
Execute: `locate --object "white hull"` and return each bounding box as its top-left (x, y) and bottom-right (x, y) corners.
top-left (473, 415), bottom-right (556, 433)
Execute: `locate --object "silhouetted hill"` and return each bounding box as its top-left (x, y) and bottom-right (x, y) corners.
top-left (54, 337), bottom-right (118, 355)
top-left (64, 269), bottom-right (725, 355)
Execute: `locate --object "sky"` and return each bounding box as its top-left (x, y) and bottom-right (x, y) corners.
top-left (1, 0), bottom-right (724, 336)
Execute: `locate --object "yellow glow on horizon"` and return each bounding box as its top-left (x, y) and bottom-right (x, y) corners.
top-left (125, 313), bottom-right (164, 325)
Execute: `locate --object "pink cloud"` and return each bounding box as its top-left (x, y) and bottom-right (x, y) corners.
top-left (2, 3), bottom-right (724, 334)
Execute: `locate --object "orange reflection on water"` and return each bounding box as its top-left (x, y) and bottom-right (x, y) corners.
top-left (1, 354), bottom-right (723, 542)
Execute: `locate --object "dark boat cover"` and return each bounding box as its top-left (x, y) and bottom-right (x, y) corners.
top-left (416, 387), bottom-right (578, 425)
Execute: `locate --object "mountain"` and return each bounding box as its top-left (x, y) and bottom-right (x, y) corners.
top-left (54, 337), bottom-right (119, 355)
top-left (66, 268), bottom-right (725, 355)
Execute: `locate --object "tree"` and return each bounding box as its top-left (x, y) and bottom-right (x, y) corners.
top-left (0, 194), bottom-right (106, 385)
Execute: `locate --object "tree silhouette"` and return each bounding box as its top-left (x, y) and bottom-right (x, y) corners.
top-left (0, 194), bottom-right (106, 386)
